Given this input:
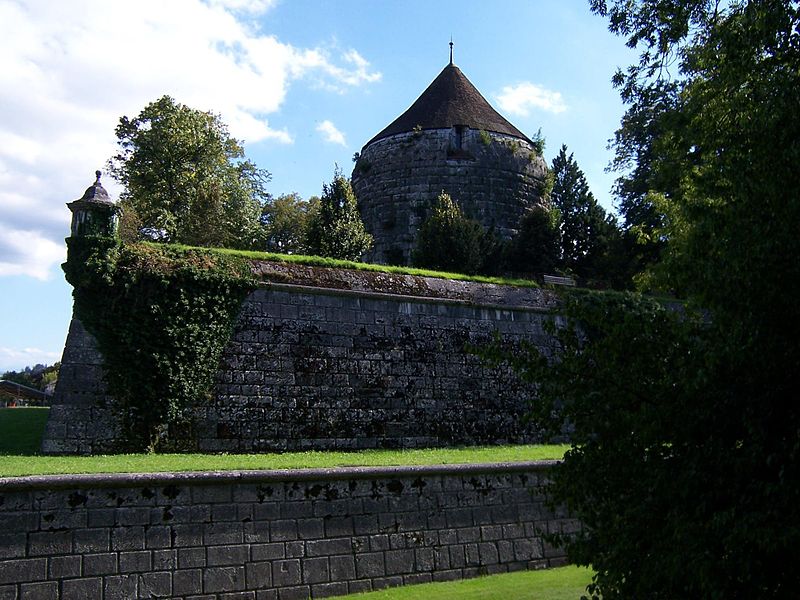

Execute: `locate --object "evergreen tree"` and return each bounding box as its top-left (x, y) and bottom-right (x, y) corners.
top-left (413, 192), bottom-right (486, 275)
top-left (550, 145), bottom-right (622, 282)
top-left (304, 168), bottom-right (372, 261)
top-left (505, 206), bottom-right (560, 277)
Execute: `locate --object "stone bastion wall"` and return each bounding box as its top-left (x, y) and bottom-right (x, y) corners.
top-left (0, 462), bottom-right (574, 599)
top-left (42, 261), bottom-right (559, 454)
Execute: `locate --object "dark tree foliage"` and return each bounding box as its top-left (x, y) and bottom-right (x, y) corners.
top-left (550, 145), bottom-right (623, 283)
top-left (107, 95), bottom-right (270, 250)
top-left (413, 192), bottom-right (487, 275)
top-left (505, 206), bottom-right (560, 277)
top-left (484, 1), bottom-right (800, 597)
top-left (304, 169), bottom-right (372, 261)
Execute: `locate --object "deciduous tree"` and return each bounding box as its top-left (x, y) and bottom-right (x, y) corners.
top-left (260, 192), bottom-right (316, 254)
top-left (107, 95), bottom-right (269, 249)
top-left (488, 2), bottom-right (800, 597)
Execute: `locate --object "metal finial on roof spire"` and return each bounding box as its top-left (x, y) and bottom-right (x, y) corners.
top-left (95, 170), bottom-right (102, 183)
top-left (449, 37), bottom-right (454, 65)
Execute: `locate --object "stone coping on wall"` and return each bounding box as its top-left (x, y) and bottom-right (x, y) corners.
top-left (0, 460), bottom-right (560, 492)
top-left (249, 260), bottom-right (559, 311)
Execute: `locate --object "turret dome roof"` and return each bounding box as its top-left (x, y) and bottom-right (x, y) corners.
top-left (366, 63), bottom-right (530, 145)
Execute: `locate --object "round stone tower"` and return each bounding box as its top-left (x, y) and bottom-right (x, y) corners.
top-left (352, 56), bottom-right (549, 266)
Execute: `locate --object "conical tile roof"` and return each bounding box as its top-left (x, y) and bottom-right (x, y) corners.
top-left (366, 63), bottom-right (530, 145)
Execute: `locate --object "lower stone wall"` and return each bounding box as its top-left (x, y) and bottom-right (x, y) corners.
top-left (0, 462), bottom-right (574, 599)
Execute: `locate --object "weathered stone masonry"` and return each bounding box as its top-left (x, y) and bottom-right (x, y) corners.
top-left (43, 262), bottom-right (558, 455)
top-left (353, 128), bottom-right (547, 265)
top-left (0, 462), bottom-right (573, 599)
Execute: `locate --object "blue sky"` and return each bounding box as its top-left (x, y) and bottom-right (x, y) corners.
top-left (0, 0), bottom-right (635, 372)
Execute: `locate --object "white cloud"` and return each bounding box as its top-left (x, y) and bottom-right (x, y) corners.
top-left (0, 228), bottom-right (66, 281)
top-left (0, 346), bottom-right (62, 373)
top-left (316, 120), bottom-right (347, 146)
top-left (0, 0), bottom-right (380, 279)
top-left (207, 0), bottom-right (278, 13)
top-left (495, 82), bottom-right (567, 117)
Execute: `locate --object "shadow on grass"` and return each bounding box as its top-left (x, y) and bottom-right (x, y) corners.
top-left (0, 407), bottom-right (49, 455)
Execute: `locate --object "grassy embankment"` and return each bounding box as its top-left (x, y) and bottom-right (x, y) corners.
top-left (0, 408), bottom-right (566, 477)
top-left (178, 243), bottom-right (541, 289)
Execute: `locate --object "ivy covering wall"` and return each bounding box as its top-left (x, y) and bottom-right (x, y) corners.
top-left (63, 238), bottom-right (256, 451)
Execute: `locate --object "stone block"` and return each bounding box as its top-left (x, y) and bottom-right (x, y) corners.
top-left (20, 581), bottom-right (58, 600)
top-left (250, 543), bottom-right (284, 561)
top-left (73, 527), bottom-right (110, 553)
top-left (301, 557), bottom-right (329, 584)
top-left (173, 568), bottom-right (203, 596)
top-left (431, 569), bottom-right (462, 582)
top-left (323, 517), bottom-right (354, 538)
top-left (117, 507), bottom-right (151, 527)
top-left (83, 552), bottom-right (117, 576)
top-left (193, 485), bottom-right (232, 504)
top-left (269, 520), bottom-right (297, 542)
top-left (204, 522), bottom-right (243, 546)
top-left (275, 585), bottom-right (310, 600)
top-left (27, 531), bottom-right (71, 556)
top-left (220, 592), bottom-right (256, 600)
top-left (498, 540), bottom-right (515, 563)
top-left (0, 534), bottom-right (25, 560)
top-left (403, 572), bottom-right (432, 586)
top-left (415, 547), bottom-right (435, 572)
top-left (48, 555), bottom-right (81, 579)
top-left (178, 547), bottom-right (206, 569)
top-left (371, 575), bottom-right (403, 590)
top-left (104, 575), bottom-right (138, 600)
top-left (328, 555), bottom-right (355, 581)
top-left (385, 549), bottom-right (414, 575)
top-left (204, 566), bottom-right (246, 593)
top-left (272, 559), bottom-right (301, 587)
top-left (62, 577), bottom-right (102, 600)
top-left (245, 561), bottom-right (271, 590)
top-left (139, 572), bottom-right (172, 598)
top-left (296, 518), bottom-right (324, 540)
top-left (119, 550), bottom-right (152, 573)
top-left (355, 552), bottom-right (384, 579)
top-left (305, 538), bottom-right (351, 558)
top-left (244, 521), bottom-right (270, 544)
top-left (152, 549), bottom-right (177, 570)
top-left (0, 558), bottom-right (46, 585)
top-left (111, 526), bottom-right (146, 551)
top-left (172, 524), bottom-right (203, 547)
top-left (207, 544), bottom-right (249, 566)
top-left (87, 508), bottom-right (115, 528)
top-left (364, 533), bottom-right (387, 552)
top-left (145, 526), bottom-right (172, 549)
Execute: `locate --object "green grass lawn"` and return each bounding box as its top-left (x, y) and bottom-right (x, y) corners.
top-left (0, 408), bottom-right (566, 477)
top-left (341, 566), bottom-right (592, 600)
top-left (0, 406), bottom-right (50, 455)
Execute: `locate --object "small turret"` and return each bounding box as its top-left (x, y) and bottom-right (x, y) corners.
top-left (67, 170), bottom-right (119, 237)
